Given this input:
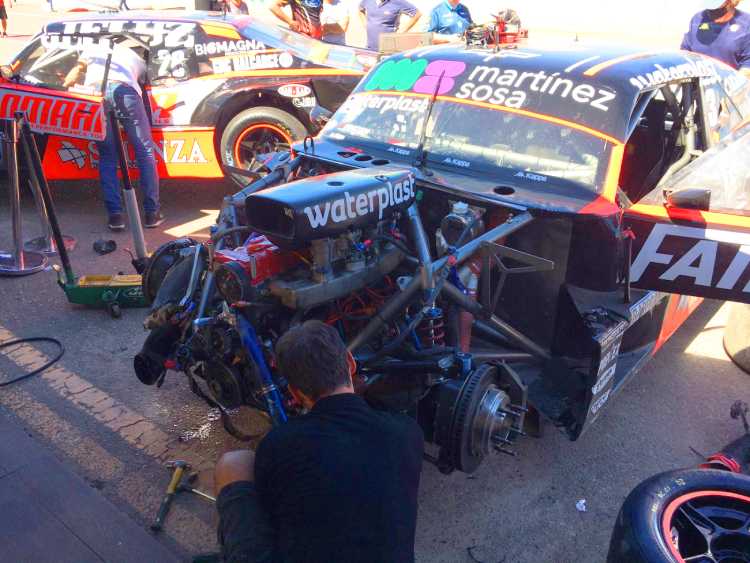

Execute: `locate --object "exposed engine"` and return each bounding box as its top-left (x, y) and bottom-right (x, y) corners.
top-left (135, 157), bottom-right (542, 474)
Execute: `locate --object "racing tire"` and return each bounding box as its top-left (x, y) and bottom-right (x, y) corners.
top-left (219, 107), bottom-right (307, 187)
top-left (607, 468), bottom-right (750, 563)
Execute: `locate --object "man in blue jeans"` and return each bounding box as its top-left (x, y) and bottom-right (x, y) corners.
top-left (64, 43), bottom-right (163, 231)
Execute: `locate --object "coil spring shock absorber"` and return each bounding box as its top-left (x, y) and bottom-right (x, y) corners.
top-left (418, 307), bottom-right (446, 347)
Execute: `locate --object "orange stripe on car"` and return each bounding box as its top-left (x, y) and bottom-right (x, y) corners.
top-left (602, 144), bottom-right (625, 201)
top-left (583, 52), bottom-right (657, 77)
top-left (200, 23), bottom-right (241, 39)
top-left (629, 203), bottom-right (750, 229)
top-left (361, 90), bottom-right (623, 145)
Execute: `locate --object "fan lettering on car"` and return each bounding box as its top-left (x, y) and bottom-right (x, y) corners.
top-left (631, 223), bottom-right (750, 298)
top-left (304, 176), bottom-right (416, 229)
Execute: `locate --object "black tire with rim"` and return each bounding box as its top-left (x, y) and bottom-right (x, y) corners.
top-left (219, 106), bottom-right (307, 186)
top-left (608, 468), bottom-right (750, 563)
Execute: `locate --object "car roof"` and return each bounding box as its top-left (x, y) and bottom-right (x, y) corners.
top-left (43, 10), bottom-right (248, 27)
top-left (391, 43), bottom-right (737, 142)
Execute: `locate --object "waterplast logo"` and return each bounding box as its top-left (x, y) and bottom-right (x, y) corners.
top-left (364, 58), bottom-right (466, 95)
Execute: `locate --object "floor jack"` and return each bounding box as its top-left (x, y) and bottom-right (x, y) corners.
top-left (17, 110), bottom-right (149, 317)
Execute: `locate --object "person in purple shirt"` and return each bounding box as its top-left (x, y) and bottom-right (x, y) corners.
top-left (358, 0), bottom-right (421, 51)
top-left (682, 0), bottom-right (750, 76)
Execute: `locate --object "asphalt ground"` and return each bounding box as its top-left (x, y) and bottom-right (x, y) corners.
top-left (1, 5), bottom-right (748, 563)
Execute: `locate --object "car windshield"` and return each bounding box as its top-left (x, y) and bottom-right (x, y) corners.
top-left (322, 91), bottom-right (612, 192)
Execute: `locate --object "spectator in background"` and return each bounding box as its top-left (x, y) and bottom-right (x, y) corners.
top-left (682, 0), bottom-right (750, 76)
top-left (321, 0), bottom-right (350, 45)
top-left (226, 0), bottom-right (249, 14)
top-left (427, 0), bottom-right (472, 35)
top-left (0, 0), bottom-right (8, 37)
top-left (358, 0), bottom-right (421, 51)
top-left (270, 0), bottom-right (324, 39)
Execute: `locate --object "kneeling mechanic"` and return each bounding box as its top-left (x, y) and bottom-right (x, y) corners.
top-left (214, 320), bottom-right (425, 563)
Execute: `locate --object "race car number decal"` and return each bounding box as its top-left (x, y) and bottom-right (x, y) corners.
top-left (0, 88), bottom-right (104, 141)
top-left (630, 222), bottom-right (750, 304)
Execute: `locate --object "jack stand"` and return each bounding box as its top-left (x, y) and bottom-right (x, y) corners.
top-left (0, 116), bottom-right (47, 276)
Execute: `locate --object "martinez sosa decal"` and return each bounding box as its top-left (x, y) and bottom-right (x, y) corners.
top-left (363, 57), bottom-right (616, 112)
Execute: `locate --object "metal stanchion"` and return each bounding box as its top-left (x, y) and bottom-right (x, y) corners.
top-left (0, 117), bottom-right (47, 276)
top-left (23, 150), bottom-right (77, 255)
top-left (108, 108), bottom-right (148, 272)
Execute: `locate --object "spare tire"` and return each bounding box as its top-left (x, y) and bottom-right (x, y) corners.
top-left (220, 106), bottom-right (307, 187)
top-left (608, 468), bottom-right (750, 562)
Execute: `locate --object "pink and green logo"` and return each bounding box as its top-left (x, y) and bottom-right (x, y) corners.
top-left (364, 58), bottom-right (466, 95)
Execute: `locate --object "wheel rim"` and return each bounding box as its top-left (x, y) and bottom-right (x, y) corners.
top-left (231, 123), bottom-right (292, 173)
top-left (662, 490), bottom-right (750, 562)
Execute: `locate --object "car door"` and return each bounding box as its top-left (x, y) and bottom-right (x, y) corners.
top-left (625, 120), bottom-right (750, 304)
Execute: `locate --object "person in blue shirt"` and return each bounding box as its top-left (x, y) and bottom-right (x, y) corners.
top-left (427, 0), bottom-right (472, 35)
top-left (358, 0), bottom-right (421, 51)
top-left (682, 0), bottom-right (750, 76)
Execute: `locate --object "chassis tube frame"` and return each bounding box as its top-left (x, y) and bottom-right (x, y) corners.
top-left (348, 211), bottom-right (534, 353)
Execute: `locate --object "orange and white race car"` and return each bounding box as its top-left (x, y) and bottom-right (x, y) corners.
top-left (2, 11), bottom-right (375, 184)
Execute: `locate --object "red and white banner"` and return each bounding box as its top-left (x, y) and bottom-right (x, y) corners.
top-left (0, 82), bottom-right (105, 141)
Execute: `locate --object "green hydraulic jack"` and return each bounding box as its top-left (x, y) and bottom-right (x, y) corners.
top-left (17, 111), bottom-right (149, 318)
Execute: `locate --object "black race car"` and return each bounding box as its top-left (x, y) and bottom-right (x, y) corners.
top-left (2, 11), bottom-right (375, 184)
top-left (136, 41), bottom-right (750, 474)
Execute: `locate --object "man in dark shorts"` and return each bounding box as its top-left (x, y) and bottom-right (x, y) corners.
top-left (214, 320), bottom-right (424, 563)
top-left (682, 0), bottom-right (750, 76)
top-left (0, 0), bottom-right (8, 38)
top-left (270, 0), bottom-right (323, 39)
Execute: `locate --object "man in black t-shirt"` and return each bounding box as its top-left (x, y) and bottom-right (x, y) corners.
top-left (215, 321), bottom-right (424, 563)
top-left (270, 0), bottom-right (324, 39)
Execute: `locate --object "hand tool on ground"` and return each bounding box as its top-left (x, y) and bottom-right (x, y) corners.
top-left (177, 484), bottom-right (216, 503)
top-left (151, 460), bottom-right (191, 532)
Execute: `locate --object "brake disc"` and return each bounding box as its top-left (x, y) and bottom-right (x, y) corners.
top-left (448, 363), bottom-right (520, 473)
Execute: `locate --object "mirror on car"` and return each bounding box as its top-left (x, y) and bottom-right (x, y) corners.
top-left (0, 65), bottom-right (14, 80)
top-left (663, 188), bottom-right (712, 211)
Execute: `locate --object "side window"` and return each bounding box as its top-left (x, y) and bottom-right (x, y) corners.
top-left (147, 22), bottom-right (200, 84)
top-left (619, 81), bottom-right (703, 204)
top-left (702, 75), bottom-right (743, 144)
top-left (13, 38), bottom-right (81, 91)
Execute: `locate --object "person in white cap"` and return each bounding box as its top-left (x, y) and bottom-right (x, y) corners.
top-left (682, 0), bottom-right (750, 76)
